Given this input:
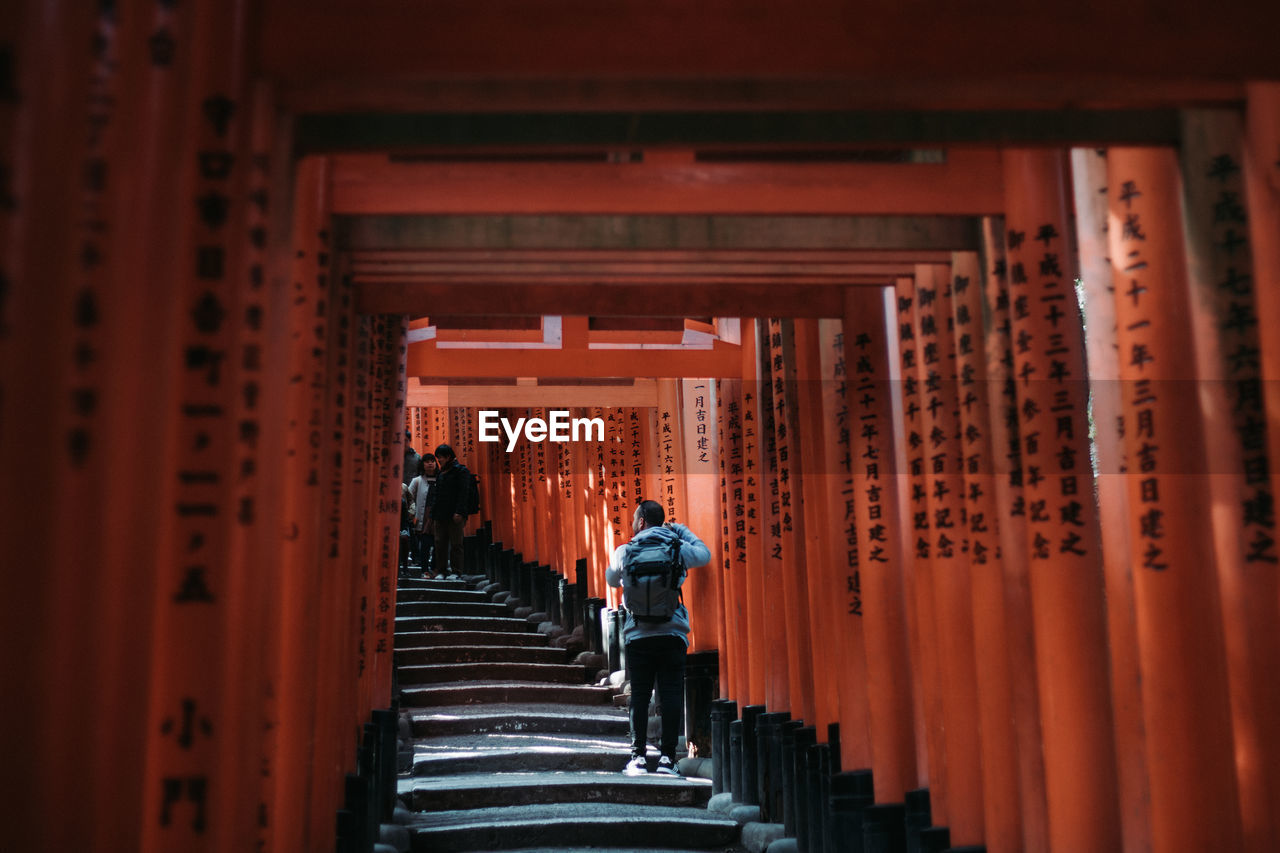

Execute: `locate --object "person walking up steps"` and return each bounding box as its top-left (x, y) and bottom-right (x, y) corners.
top-left (607, 499), bottom-right (711, 776)
top-left (429, 444), bottom-right (471, 577)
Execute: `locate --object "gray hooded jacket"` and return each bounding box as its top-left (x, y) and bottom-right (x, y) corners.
top-left (606, 522), bottom-right (711, 646)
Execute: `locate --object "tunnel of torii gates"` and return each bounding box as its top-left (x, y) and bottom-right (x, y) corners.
top-left (4, 3), bottom-right (1280, 853)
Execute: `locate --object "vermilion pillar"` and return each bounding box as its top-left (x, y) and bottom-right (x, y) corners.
top-left (842, 285), bottom-right (919, 803)
top-left (813, 316), bottom-right (874, 767)
top-left (979, 219), bottom-right (1049, 852)
top-left (1107, 146), bottom-right (1243, 852)
top-left (716, 377), bottom-right (748, 701)
top-left (1243, 85), bottom-right (1280, 570)
top-left (270, 155), bottom-right (332, 853)
top-left (894, 276), bottom-right (948, 823)
top-left (1180, 110), bottom-right (1280, 851)
top-left (949, 252), bottom-right (1021, 853)
top-left (1070, 147), bottom-right (1152, 853)
top-left (682, 380), bottom-right (724, 656)
top-left (1240, 84), bottom-right (1280, 843)
top-left (2, 4), bottom-right (98, 849)
top-left (742, 322), bottom-right (771, 707)
top-left (1001, 149), bottom-right (1121, 851)
top-left (140, 0), bottom-right (257, 849)
top-left (759, 319), bottom-right (791, 713)
top-left (916, 263), bottom-right (984, 844)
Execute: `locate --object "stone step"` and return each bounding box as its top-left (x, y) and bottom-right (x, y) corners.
top-left (395, 615), bottom-right (536, 634)
top-left (402, 770), bottom-right (712, 811)
top-left (410, 703), bottom-right (628, 737)
top-left (410, 732), bottom-right (631, 776)
top-left (397, 601), bottom-right (506, 618)
top-left (397, 645), bottom-right (569, 666)
top-left (395, 630), bottom-right (550, 650)
top-left (406, 803), bottom-right (740, 852)
top-left (460, 848), bottom-right (747, 853)
top-left (397, 577), bottom-right (470, 591)
top-left (401, 681), bottom-right (616, 708)
top-left (397, 587), bottom-right (493, 604)
top-left (399, 662), bottom-right (587, 686)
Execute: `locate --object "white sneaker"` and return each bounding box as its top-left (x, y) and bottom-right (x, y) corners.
top-left (655, 755), bottom-right (680, 776)
top-left (623, 754), bottom-right (648, 776)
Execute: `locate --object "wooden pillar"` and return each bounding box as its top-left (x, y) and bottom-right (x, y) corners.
top-left (221, 81), bottom-right (284, 853)
top-left (813, 317), bottom-right (875, 767)
top-left (1243, 85), bottom-right (1280, 574)
top-left (948, 252), bottom-right (1022, 852)
top-left (1001, 149), bottom-right (1122, 851)
top-left (915, 263), bottom-right (985, 844)
top-left (1070, 148), bottom-right (1153, 853)
top-left (1107, 146), bottom-right (1243, 852)
top-left (894, 276), bottom-right (948, 819)
top-left (2, 3), bottom-right (115, 849)
top-left (1228, 88), bottom-right (1280, 847)
top-left (840, 288), bottom-right (917, 795)
top-left (741, 324), bottom-right (770, 706)
top-left (270, 155), bottom-right (332, 853)
top-left (772, 319), bottom-right (818, 725)
top-left (716, 377), bottom-right (746, 701)
top-left (793, 319), bottom-right (844, 735)
top-left (316, 263), bottom-right (365, 846)
top-left (979, 218), bottom-right (1050, 852)
top-left (682, 380), bottom-right (724, 656)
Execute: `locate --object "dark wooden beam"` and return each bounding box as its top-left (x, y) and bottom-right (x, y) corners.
top-left (407, 340), bottom-right (744, 379)
top-left (259, 1), bottom-right (1280, 88)
top-left (280, 76), bottom-right (1244, 115)
top-left (357, 280), bottom-right (880, 318)
top-left (327, 150), bottom-right (1005, 215)
top-left (337, 214), bottom-right (982, 251)
top-left (297, 109), bottom-right (1183, 153)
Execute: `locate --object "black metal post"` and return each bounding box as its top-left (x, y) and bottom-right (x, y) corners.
top-left (739, 705), bottom-right (766, 807)
top-left (904, 788), bottom-right (931, 853)
top-left (862, 803), bottom-right (907, 853)
top-left (829, 769), bottom-right (874, 853)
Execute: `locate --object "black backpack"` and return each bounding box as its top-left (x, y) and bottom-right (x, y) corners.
top-left (621, 535), bottom-right (685, 622)
top-left (460, 466), bottom-right (481, 516)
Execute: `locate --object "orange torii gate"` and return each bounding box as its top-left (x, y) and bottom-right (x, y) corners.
top-left (7, 2), bottom-right (1280, 849)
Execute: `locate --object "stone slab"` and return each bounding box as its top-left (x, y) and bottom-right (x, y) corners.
top-left (406, 770), bottom-right (711, 811)
top-left (397, 601), bottom-right (506, 618)
top-left (396, 645), bottom-right (570, 666)
top-left (407, 803), bottom-right (740, 853)
top-left (398, 662), bottom-right (588, 686)
top-left (410, 706), bottom-right (628, 737)
top-left (740, 822), bottom-right (787, 853)
top-left (401, 682), bottom-right (615, 707)
top-left (396, 588), bottom-right (492, 603)
top-left (395, 615), bottom-right (537, 634)
top-left (395, 630), bottom-right (549, 650)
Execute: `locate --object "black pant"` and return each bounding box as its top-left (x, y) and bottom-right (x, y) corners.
top-left (626, 635), bottom-right (687, 759)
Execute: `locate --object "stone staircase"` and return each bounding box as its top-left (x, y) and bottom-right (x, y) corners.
top-left (392, 574), bottom-right (744, 853)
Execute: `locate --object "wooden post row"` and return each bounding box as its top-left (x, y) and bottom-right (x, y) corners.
top-left (814, 317), bottom-right (874, 771)
top-left (948, 252), bottom-right (1021, 852)
top-left (1180, 110), bottom-right (1280, 853)
top-left (978, 219), bottom-right (1050, 852)
top-left (841, 285), bottom-right (920, 804)
top-left (893, 276), bottom-right (950, 822)
top-left (1001, 149), bottom-right (1123, 852)
top-left (1106, 146), bottom-right (1243, 852)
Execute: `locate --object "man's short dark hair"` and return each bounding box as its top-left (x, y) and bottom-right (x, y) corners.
top-left (434, 443), bottom-right (455, 460)
top-left (637, 499), bottom-right (664, 527)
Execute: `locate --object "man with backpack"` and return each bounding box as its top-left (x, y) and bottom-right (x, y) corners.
top-left (606, 499), bottom-right (711, 776)
top-left (429, 444), bottom-right (478, 577)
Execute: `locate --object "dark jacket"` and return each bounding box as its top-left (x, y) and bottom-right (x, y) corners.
top-left (430, 460), bottom-right (469, 521)
top-left (403, 447), bottom-right (421, 486)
